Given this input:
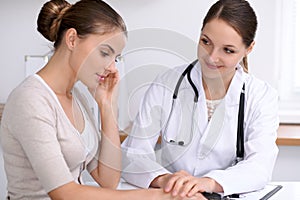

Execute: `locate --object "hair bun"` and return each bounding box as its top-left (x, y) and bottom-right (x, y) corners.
top-left (37, 0), bottom-right (71, 42)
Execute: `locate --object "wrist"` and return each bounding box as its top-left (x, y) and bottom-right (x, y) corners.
top-left (150, 174), bottom-right (169, 188)
top-left (98, 100), bottom-right (117, 114)
top-left (205, 177), bottom-right (223, 193)
top-left (97, 98), bottom-right (112, 108)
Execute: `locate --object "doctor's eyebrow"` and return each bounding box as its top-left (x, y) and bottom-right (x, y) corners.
top-left (201, 34), bottom-right (239, 50)
top-left (100, 44), bottom-right (115, 54)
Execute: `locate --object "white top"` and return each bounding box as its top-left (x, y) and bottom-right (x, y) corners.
top-left (121, 62), bottom-right (279, 196)
top-left (206, 99), bottom-right (223, 121)
top-left (0, 75), bottom-right (100, 199)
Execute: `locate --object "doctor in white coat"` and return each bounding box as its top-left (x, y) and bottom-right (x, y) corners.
top-left (122, 0), bottom-right (279, 198)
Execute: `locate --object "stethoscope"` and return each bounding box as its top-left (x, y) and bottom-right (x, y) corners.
top-left (162, 59), bottom-right (245, 164)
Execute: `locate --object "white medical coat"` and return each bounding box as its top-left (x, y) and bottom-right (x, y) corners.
top-left (121, 62), bottom-right (279, 195)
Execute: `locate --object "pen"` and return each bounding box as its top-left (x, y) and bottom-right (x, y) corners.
top-left (227, 194), bottom-right (240, 198)
top-left (223, 194), bottom-right (241, 199)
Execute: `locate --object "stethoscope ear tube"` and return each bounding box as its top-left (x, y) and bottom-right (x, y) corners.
top-left (187, 64), bottom-right (199, 102)
top-left (173, 59), bottom-right (198, 100)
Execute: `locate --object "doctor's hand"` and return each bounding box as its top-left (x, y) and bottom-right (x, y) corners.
top-left (151, 170), bottom-right (223, 198)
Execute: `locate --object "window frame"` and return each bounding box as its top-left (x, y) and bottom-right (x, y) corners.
top-left (276, 0), bottom-right (300, 124)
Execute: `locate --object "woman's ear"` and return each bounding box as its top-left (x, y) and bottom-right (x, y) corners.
top-left (65, 28), bottom-right (78, 50)
top-left (245, 41), bottom-right (255, 56)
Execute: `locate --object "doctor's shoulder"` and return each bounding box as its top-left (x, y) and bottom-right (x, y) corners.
top-left (244, 74), bottom-right (279, 108)
top-left (152, 64), bottom-right (190, 86)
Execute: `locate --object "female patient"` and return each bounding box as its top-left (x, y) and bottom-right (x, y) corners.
top-left (0, 0), bottom-right (201, 199)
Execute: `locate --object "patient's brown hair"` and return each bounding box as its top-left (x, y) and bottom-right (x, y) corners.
top-left (37, 0), bottom-right (127, 48)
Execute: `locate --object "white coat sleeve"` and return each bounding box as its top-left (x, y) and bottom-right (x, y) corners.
top-left (121, 79), bottom-right (171, 188)
top-left (204, 82), bottom-right (279, 195)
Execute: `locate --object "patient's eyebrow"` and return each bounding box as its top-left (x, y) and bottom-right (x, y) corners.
top-left (100, 44), bottom-right (115, 54)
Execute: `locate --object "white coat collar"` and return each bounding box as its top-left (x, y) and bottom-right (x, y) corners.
top-left (226, 65), bottom-right (247, 106)
top-left (190, 62), bottom-right (247, 106)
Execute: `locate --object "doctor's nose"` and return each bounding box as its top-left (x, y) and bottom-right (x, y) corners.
top-left (208, 48), bottom-right (220, 63)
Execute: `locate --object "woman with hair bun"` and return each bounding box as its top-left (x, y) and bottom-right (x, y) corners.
top-left (0, 0), bottom-right (200, 199)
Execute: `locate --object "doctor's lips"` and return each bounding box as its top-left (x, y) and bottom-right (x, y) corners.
top-left (205, 62), bottom-right (222, 70)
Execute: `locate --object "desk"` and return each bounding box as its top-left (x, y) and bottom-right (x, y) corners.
top-left (276, 125), bottom-right (300, 146)
top-left (115, 180), bottom-right (300, 199)
top-left (269, 182), bottom-right (300, 200)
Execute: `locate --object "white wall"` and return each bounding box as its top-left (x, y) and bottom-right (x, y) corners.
top-left (0, 1), bottom-right (46, 103)
top-left (0, 0), bottom-right (280, 103)
top-left (107, 0), bottom-right (279, 80)
top-left (0, 0), bottom-right (76, 103)
top-left (0, 0), bottom-right (288, 199)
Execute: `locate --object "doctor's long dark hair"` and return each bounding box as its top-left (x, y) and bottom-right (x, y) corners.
top-left (201, 0), bottom-right (257, 72)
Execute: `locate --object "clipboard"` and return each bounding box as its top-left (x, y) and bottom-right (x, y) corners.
top-left (259, 184), bottom-right (282, 200)
top-left (224, 184), bottom-right (283, 200)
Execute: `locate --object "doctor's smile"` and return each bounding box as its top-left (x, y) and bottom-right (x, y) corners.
top-left (204, 62), bottom-right (223, 70)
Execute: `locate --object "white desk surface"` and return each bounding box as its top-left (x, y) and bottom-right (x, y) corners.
top-left (115, 180), bottom-right (300, 199)
top-left (269, 182), bottom-right (300, 200)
